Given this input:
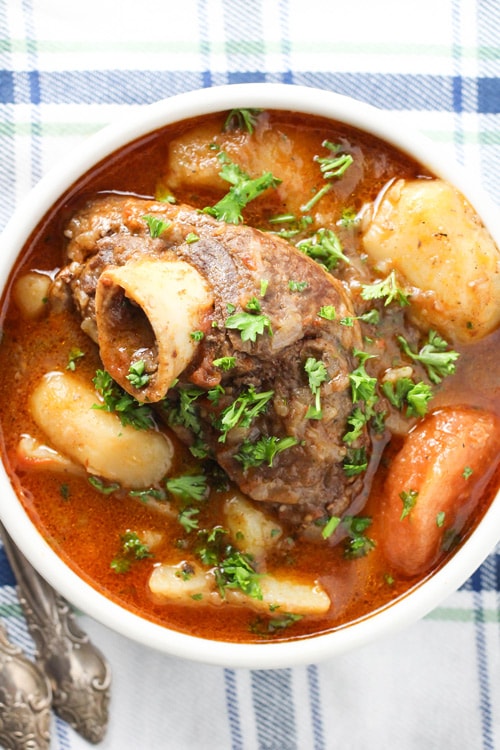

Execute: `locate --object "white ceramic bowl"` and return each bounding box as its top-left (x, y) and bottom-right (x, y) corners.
top-left (1, 83), bottom-right (499, 669)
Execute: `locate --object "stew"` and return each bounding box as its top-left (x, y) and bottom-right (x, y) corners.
top-left (1, 108), bottom-right (500, 643)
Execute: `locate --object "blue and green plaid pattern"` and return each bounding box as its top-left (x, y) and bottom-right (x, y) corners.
top-left (1, 1), bottom-right (500, 748)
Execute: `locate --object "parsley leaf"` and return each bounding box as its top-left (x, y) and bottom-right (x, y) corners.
top-left (66, 347), bottom-right (85, 371)
top-left (203, 151), bottom-right (281, 224)
top-left (142, 214), bottom-right (171, 238)
top-left (126, 360), bottom-right (150, 389)
top-left (166, 474), bottom-right (208, 503)
top-left (300, 141), bottom-right (353, 212)
top-left (342, 447), bottom-right (368, 477)
top-left (214, 548), bottom-right (262, 600)
top-left (397, 330), bottom-right (460, 383)
top-left (223, 108), bottom-right (263, 134)
top-left (304, 357), bottom-right (329, 419)
top-left (111, 531), bottom-right (153, 573)
top-left (235, 435), bottom-right (299, 471)
top-left (382, 377), bottom-right (433, 417)
top-left (400, 489), bottom-right (418, 520)
top-left (225, 309), bottom-right (272, 342)
top-left (92, 369), bottom-right (155, 430)
top-left (297, 227), bottom-right (349, 270)
top-left (342, 515), bottom-right (375, 558)
top-left (361, 270), bottom-right (409, 307)
top-left (349, 350), bottom-right (378, 410)
top-left (195, 528), bottom-right (263, 600)
top-left (165, 384), bottom-right (205, 436)
top-left (216, 386), bottom-right (274, 443)
top-left (213, 356), bottom-right (236, 371)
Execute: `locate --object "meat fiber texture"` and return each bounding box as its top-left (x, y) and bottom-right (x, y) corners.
top-left (56, 194), bottom-right (370, 521)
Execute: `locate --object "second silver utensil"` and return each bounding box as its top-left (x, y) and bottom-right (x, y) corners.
top-left (0, 524), bottom-right (112, 744)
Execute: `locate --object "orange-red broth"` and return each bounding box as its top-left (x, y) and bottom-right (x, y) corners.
top-left (1, 111), bottom-right (500, 643)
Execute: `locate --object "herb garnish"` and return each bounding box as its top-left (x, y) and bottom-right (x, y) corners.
top-left (304, 357), bottom-right (329, 420)
top-left (382, 377), bottom-right (433, 418)
top-left (342, 515), bottom-right (375, 558)
top-left (342, 447), bottom-right (368, 477)
top-left (235, 435), bottom-right (299, 471)
top-left (301, 141), bottom-right (353, 212)
top-left (361, 270), bottom-right (409, 307)
top-left (88, 476), bottom-right (121, 494)
top-left (203, 151), bottom-right (281, 224)
top-left (66, 347), bottom-right (85, 371)
top-left (142, 214), bottom-right (171, 238)
top-left (297, 228), bottom-right (349, 270)
top-left (111, 531), bottom-right (153, 574)
top-left (126, 360), bottom-right (150, 389)
top-left (195, 527), bottom-right (263, 600)
top-left (223, 108), bottom-right (263, 134)
top-left (216, 386), bottom-right (274, 443)
top-left (92, 369), bottom-right (155, 430)
top-left (397, 330), bottom-right (460, 383)
top-left (166, 474), bottom-right (209, 503)
top-left (225, 299), bottom-right (273, 343)
top-left (212, 356), bottom-right (236, 371)
top-left (400, 489), bottom-right (418, 520)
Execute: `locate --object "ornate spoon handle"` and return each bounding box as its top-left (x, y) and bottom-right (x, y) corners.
top-left (0, 619), bottom-right (52, 750)
top-left (0, 524), bottom-right (112, 744)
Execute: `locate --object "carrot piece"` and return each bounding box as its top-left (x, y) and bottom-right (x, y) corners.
top-left (379, 407), bottom-right (500, 577)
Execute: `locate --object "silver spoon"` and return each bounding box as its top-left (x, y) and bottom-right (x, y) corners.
top-left (0, 618), bottom-right (52, 750)
top-left (0, 524), bottom-right (112, 744)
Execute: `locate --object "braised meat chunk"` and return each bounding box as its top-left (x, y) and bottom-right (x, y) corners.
top-left (55, 194), bottom-right (370, 520)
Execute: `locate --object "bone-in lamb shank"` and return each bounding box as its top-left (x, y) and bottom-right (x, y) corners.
top-left (54, 194), bottom-right (370, 525)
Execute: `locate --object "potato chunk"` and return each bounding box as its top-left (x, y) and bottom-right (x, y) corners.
top-left (30, 371), bottom-right (174, 488)
top-left (361, 179), bottom-right (500, 342)
top-left (12, 272), bottom-right (51, 319)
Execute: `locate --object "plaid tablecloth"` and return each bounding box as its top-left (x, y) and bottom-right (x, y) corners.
top-left (1, 1), bottom-right (500, 748)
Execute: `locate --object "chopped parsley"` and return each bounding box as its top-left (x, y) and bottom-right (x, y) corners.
top-left (348, 350), bottom-right (378, 410)
top-left (361, 270), bottom-right (409, 307)
top-left (304, 357), bottom-right (329, 420)
top-left (212, 356), bottom-right (236, 371)
top-left (288, 280), bottom-right (309, 292)
top-left (463, 466), bottom-right (473, 480)
top-left (250, 612), bottom-right (303, 636)
top-left (190, 330), bottom-right (205, 341)
top-left (235, 434), bottom-right (299, 471)
top-left (195, 528), bottom-right (263, 600)
top-left (436, 511), bottom-right (446, 528)
top-left (225, 304), bottom-right (273, 342)
top-left (216, 386), bottom-right (274, 443)
top-left (203, 151), bottom-right (281, 224)
top-left (92, 369), bottom-right (155, 430)
top-left (301, 141), bottom-right (353, 212)
top-left (126, 360), bottom-right (150, 389)
top-left (297, 227), bottom-right (349, 270)
top-left (166, 474), bottom-right (208, 503)
top-left (223, 108), bottom-right (263, 134)
top-left (318, 305), bottom-right (337, 320)
top-left (400, 489), bottom-right (418, 520)
top-left (88, 476), bottom-right (121, 495)
top-left (382, 377), bottom-right (433, 418)
top-left (342, 447), bottom-right (368, 477)
top-left (397, 330), bottom-right (460, 383)
top-left (142, 214), bottom-right (171, 238)
top-left (66, 347), bottom-right (85, 371)
top-left (111, 531), bottom-right (153, 573)
top-left (321, 515), bottom-right (341, 539)
top-left (342, 515), bottom-right (375, 558)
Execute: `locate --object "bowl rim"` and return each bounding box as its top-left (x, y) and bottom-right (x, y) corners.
top-left (1, 81), bottom-right (500, 669)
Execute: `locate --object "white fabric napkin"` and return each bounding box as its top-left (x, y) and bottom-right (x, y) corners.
top-left (1, 1), bottom-right (500, 748)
